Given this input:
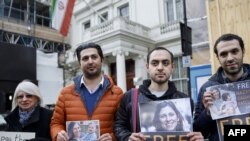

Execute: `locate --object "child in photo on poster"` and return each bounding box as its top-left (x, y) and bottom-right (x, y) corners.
top-left (219, 92), bottom-right (240, 117)
top-left (81, 121), bottom-right (98, 141)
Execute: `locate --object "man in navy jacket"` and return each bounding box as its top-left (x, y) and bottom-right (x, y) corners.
top-left (193, 33), bottom-right (250, 141)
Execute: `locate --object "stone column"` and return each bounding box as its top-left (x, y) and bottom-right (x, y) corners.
top-left (134, 54), bottom-right (147, 87)
top-left (112, 49), bottom-right (128, 92)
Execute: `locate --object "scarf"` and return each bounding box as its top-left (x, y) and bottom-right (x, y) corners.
top-left (19, 107), bottom-right (35, 125)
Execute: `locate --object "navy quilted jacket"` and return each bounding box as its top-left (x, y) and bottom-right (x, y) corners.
top-left (193, 64), bottom-right (250, 141)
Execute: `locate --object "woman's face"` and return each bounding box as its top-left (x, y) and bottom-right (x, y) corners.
top-left (16, 91), bottom-right (38, 111)
top-left (212, 89), bottom-right (220, 100)
top-left (73, 124), bottom-right (81, 138)
top-left (159, 106), bottom-right (179, 131)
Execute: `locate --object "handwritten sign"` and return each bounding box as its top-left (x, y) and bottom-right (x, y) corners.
top-left (0, 132), bottom-right (35, 141)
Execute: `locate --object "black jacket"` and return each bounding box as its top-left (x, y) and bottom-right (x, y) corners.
top-left (193, 64), bottom-right (250, 141)
top-left (5, 105), bottom-right (53, 141)
top-left (114, 79), bottom-right (193, 141)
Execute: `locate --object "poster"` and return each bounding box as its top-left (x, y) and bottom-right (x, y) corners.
top-left (139, 98), bottom-right (192, 141)
top-left (206, 80), bottom-right (250, 141)
top-left (66, 120), bottom-right (100, 141)
top-left (207, 80), bottom-right (250, 120)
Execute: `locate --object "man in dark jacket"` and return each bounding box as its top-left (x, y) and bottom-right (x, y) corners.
top-left (193, 33), bottom-right (250, 141)
top-left (114, 47), bottom-right (204, 141)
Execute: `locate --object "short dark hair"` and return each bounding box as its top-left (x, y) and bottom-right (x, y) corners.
top-left (75, 43), bottom-right (104, 62)
top-left (147, 47), bottom-right (174, 63)
top-left (214, 33), bottom-right (244, 56)
top-left (222, 93), bottom-right (230, 101)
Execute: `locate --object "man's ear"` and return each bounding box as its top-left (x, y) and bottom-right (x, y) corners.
top-left (146, 63), bottom-right (149, 73)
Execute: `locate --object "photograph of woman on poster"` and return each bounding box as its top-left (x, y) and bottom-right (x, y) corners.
top-left (152, 100), bottom-right (190, 132)
top-left (209, 87), bottom-right (223, 117)
top-left (68, 122), bottom-right (82, 141)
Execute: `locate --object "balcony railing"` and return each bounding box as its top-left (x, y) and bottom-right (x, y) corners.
top-left (160, 20), bottom-right (180, 34)
top-left (82, 17), bottom-right (150, 42)
top-left (149, 20), bottom-right (181, 41)
top-left (82, 17), bottom-right (181, 43)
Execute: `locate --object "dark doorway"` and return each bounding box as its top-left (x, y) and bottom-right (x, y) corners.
top-left (0, 42), bottom-right (36, 113)
top-left (110, 59), bottom-right (135, 91)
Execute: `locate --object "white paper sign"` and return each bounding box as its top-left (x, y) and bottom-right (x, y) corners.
top-left (0, 132), bottom-right (35, 141)
top-left (182, 55), bottom-right (191, 67)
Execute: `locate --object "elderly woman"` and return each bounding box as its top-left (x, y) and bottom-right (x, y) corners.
top-left (4, 80), bottom-right (53, 141)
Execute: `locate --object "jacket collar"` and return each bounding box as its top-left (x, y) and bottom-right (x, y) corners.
top-left (139, 79), bottom-right (178, 100)
top-left (5, 105), bottom-right (40, 127)
top-left (73, 74), bottom-right (112, 95)
top-left (209, 64), bottom-right (250, 83)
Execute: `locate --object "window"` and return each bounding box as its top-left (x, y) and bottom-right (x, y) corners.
top-left (99, 12), bottom-right (108, 23)
top-left (171, 56), bottom-right (188, 93)
top-left (165, 0), bottom-right (183, 22)
top-left (119, 4), bottom-right (129, 19)
top-left (84, 21), bottom-right (91, 29)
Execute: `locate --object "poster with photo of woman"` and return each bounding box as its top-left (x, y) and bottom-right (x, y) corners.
top-left (139, 98), bottom-right (193, 133)
top-left (66, 120), bottom-right (100, 141)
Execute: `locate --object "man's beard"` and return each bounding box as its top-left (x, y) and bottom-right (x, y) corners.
top-left (84, 69), bottom-right (102, 79)
top-left (151, 76), bottom-right (168, 85)
top-left (224, 64), bottom-right (242, 75)
top-left (224, 68), bottom-right (241, 75)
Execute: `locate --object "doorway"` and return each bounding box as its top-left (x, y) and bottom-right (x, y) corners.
top-left (110, 59), bottom-right (135, 91)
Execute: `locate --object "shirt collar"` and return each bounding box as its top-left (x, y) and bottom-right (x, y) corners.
top-left (80, 75), bottom-right (104, 88)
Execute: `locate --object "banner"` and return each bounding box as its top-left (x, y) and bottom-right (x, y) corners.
top-left (51, 0), bottom-right (75, 36)
top-left (0, 132), bottom-right (35, 140)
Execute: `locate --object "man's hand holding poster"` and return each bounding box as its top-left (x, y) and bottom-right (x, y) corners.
top-left (207, 80), bottom-right (250, 141)
top-left (139, 98), bottom-right (192, 141)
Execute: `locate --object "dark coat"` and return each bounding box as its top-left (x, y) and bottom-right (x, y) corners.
top-left (193, 64), bottom-right (250, 141)
top-left (5, 105), bottom-right (53, 141)
top-left (114, 79), bottom-right (193, 141)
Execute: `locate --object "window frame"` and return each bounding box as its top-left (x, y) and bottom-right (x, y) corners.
top-left (99, 12), bottom-right (108, 23)
top-left (164, 0), bottom-right (183, 22)
top-left (83, 20), bottom-right (91, 30)
top-left (118, 3), bottom-right (129, 19)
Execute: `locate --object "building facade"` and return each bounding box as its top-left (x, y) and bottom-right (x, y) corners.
top-left (68, 0), bottom-right (210, 95)
top-left (0, 0), bottom-right (69, 112)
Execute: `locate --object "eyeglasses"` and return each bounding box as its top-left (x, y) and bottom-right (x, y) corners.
top-left (16, 94), bottom-right (33, 99)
